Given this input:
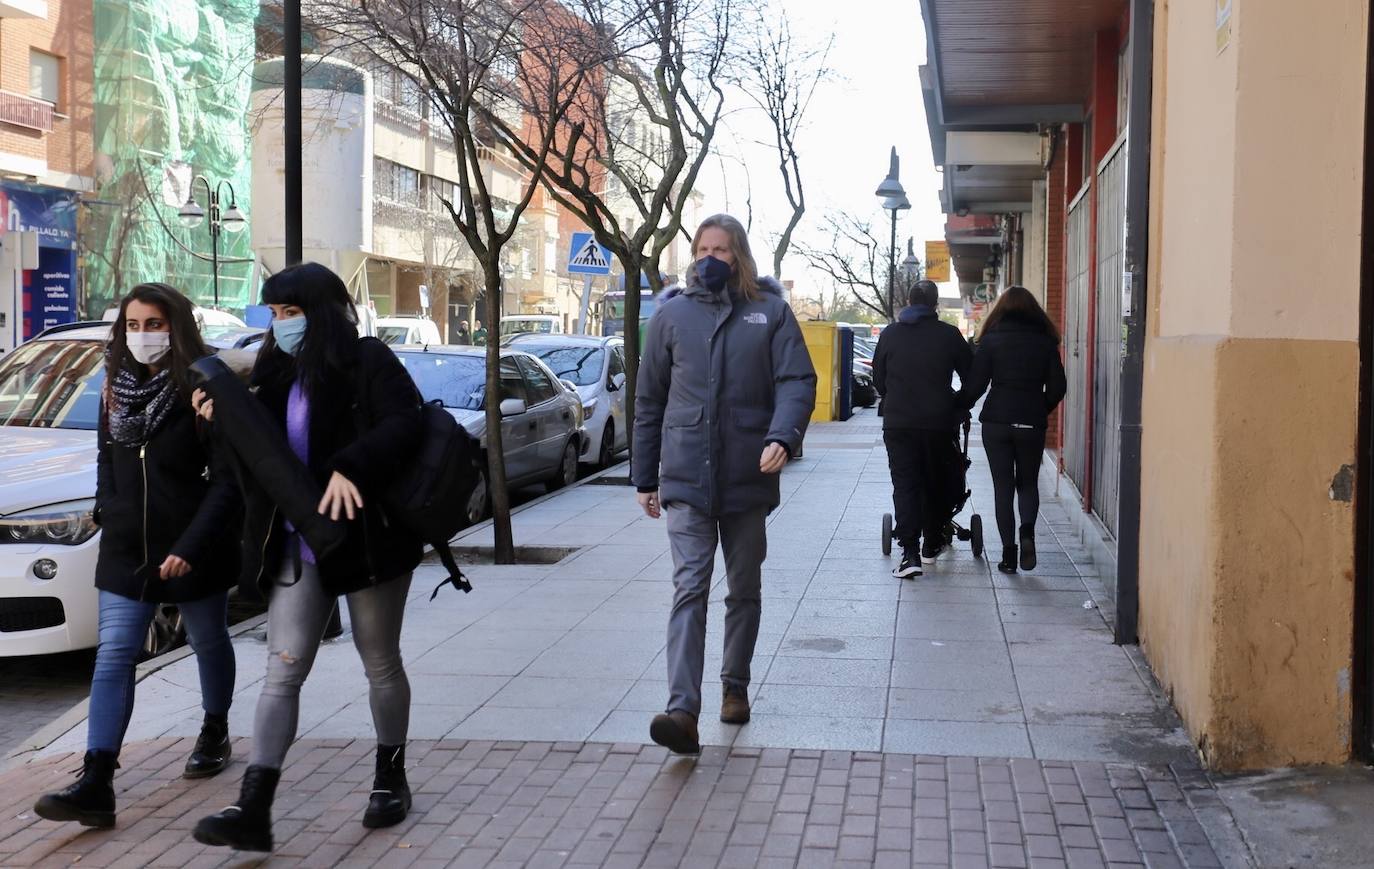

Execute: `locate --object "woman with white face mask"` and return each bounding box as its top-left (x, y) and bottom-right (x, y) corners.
top-left (34, 283), bottom-right (242, 829)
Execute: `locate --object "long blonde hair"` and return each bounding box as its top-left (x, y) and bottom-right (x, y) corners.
top-left (690, 214), bottom-right (760, 301)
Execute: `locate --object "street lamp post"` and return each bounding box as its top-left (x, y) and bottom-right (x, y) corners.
top-left (178, 176), bottom-right (246, 308)
top-left (874, 147), bottom-right (911, 316)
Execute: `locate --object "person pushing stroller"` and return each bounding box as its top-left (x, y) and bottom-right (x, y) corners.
top-left (872, 280), bottom-right (973, 578)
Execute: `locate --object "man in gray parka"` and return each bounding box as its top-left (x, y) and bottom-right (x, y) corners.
top-left (632, 214), bottom-right (817, 755)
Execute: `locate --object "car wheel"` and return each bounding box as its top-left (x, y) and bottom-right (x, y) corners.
top-left (598, 422), bottom-right (616, 468)
top-left (141, 604), bottom-right (185, 661)
top-left (547, 440), bottom-right (579, 491)
top-left (465, 467), bottom-right (489, 527)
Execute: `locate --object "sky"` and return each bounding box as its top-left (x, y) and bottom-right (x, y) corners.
top-left (697, 0), bottom-right (948, 305)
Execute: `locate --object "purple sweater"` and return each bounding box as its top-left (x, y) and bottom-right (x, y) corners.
top-left (286, 381), bottom-right (316, 564)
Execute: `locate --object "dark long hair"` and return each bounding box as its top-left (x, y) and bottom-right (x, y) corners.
top-left (106, 283), bottom-right (208, 399)
top-left (977, 285), bottom-right (1060, 342)
top-left (689, 214), bottom-right (761, 301)
top-left (252, 262), bottom-right (359, 395)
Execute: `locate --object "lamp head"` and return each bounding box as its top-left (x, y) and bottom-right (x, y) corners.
top-left (178, 199), bottom-right (205, 229)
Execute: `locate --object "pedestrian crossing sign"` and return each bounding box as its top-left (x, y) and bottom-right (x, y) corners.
top-left (567, 232), bottom-right (612, 275)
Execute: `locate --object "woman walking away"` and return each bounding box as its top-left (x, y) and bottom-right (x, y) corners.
top-left (34, 283), bottom-right (241, 829)
top-left (632, 214), bottom-right (817, 755)
top-left (191, 262), bottom-right (423, 852)
top-left (958, 286), bottom-right (1067, 574)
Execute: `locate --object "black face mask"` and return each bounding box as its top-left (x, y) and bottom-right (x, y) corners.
top-left (695, 255), bottom-right (732, 293)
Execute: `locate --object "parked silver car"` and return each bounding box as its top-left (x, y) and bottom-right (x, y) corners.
top-left (394, 345), bottom-right (586, 525)
top-left (505, 333), bottom-right (628, 468)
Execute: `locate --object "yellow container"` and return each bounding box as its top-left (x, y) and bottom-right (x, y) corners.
top-left (800, 321), bottom-right (839, 423)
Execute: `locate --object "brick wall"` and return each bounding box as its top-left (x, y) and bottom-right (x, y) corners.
top-left (1044, 133), bottom-right (1068, 451)
top-left (0, 0), bottom-right (95, 183)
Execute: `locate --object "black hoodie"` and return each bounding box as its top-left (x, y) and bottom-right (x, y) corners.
top-left (872, 306), bottom-right (973, 431)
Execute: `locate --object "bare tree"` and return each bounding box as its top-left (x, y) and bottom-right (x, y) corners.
top-left (322, 0), bottom-right (620, 563)
top-left (737, 12), bottom-right (831, 279)
top-left (486, 0), bottom-right (731, 462)
top-left (796, 212), bottom-right (918, 322)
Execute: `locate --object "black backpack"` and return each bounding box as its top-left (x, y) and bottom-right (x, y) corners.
top-left (355, 340), bottom-right (480, 599)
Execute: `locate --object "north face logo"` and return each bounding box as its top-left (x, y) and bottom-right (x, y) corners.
top-left (744, 313), bottom-right (768, 325)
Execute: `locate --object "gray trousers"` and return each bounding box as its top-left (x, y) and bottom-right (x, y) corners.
top-left (664, 504), bottom-right (768, 717)
top-left (250, 561), bottom-right (412, 768)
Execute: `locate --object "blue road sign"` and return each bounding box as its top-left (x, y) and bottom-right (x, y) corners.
top-left (567, 232), bottom-right (612, 275)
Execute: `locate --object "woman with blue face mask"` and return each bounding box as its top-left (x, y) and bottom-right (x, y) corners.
top-left (190, 262), bottom-right (424, 852)
top-left (34, 283), bottom-right (241, 829)
top-left (631, 214), bottom-right (818, 754)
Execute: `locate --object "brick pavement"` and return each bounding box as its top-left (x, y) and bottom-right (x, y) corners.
top-left (0, 737), bottom-right (1224, 868)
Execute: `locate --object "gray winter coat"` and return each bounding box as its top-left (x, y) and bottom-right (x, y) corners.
top-left (632, 275), bottom-right (817, 516)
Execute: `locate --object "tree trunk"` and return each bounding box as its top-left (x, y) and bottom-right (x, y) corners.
top-left (619, 253), bottom-right (644, 470)
top-left (482, 265), bottom-right (516, 564)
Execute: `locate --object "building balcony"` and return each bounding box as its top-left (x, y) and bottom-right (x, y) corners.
top-left (0, 92), bottom-right (54, 133)
top-left (0, 0), bottom-right (46, 19)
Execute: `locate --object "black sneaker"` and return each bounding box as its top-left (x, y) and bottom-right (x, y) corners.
top-left (892, 550), bottom-right (923, 578)
top-left (920, 539), bottom-right (946, 564)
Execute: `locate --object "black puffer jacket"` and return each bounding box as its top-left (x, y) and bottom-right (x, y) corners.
top-left (95, 402), bottom-right (242, 603)
top-left (872, 306), bottom-right (974, 431)
top-left (237, 337), bottom-right (423, 598)
top-left (958, 318), bottom-right (1067, 427)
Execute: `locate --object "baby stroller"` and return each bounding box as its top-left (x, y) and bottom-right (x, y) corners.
top-left (881, 418), bottom-right (984, 559)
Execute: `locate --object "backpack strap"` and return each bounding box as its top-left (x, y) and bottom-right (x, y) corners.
top-left (430, 543), bottom-right (473, 599)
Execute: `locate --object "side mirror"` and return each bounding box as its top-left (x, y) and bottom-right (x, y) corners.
top-left (610, 372), bottom-right (627, 391)
top-left (560, 379), bottom-right (578, 393)
top-left (499, 398), bottom-right (527, 417)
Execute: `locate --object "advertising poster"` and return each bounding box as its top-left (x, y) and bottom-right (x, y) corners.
top-left (23, 248), bottom-right (77, 340)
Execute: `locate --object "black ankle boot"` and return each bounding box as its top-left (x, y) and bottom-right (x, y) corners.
top-left (192, 764), bottom-right (279, 852)
top-left (1019, 526), bottom-right (1037, 571)
top-left (184, 713), bottom-right (231, 779)
top-left (33, 750), bottom-right (118, 828)
top-left (998, 545), bottom-right (1019, 574)
top-left (363, 744), bottom-right (411, 829)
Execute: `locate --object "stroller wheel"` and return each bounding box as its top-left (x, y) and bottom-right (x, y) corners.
top-left (970, 515), bottom-right (985, 559)
top-left (881, 513), bottom-right (893, 556)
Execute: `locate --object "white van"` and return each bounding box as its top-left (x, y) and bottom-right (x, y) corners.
top-left (375, 316), bottom-right (442, 346)
top-left (499, 315), bottom-right (563, 339)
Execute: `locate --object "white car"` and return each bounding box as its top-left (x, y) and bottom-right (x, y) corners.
top-left (505, 334), bottom-right (627, 468)
top-left (0, 324), bottom-right (109, 656)
top-left (498, 315), bottom-right (563, 339)
top-left (375, 316), bottom-right (442, 346)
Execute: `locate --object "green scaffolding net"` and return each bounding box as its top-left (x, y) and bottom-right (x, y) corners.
top-left (84, 0), bottom-right (258, 318)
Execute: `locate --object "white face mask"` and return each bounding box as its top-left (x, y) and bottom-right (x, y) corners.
top-left (126, 332), bottom-right (171, 366)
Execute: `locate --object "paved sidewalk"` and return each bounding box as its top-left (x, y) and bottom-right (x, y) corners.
top-left (0, 411), bottom-right (1241, 867)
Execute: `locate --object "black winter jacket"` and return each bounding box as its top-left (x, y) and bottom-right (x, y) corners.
top-left (632, 276), bottom-right (817, 516)
top-left (95, 401), bottom-right (242, 603)
top-left (958, 319), bottom-right (1067, 427)
top-left (237, 337), bottom-right (423, 598)
top-left (872, 307), bottom-right (974, 431)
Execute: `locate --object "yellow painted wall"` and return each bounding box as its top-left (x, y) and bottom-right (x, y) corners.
top-left (1141, 0), bottom-right (1366, 769)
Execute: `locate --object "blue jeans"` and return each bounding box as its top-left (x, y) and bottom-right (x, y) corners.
top-left (87, 590), bottom-right (236, 753)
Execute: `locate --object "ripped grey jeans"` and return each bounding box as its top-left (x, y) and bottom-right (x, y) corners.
top-left (250, 561), bottom-right (412, 769)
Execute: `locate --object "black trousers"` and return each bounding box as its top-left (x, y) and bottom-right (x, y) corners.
top-left (884, 428), bottom-right (959, 552)
top-left (981, 423), bottom-right (1047, 550)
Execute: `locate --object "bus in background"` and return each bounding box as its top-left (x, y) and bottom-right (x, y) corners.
top-left (600, 289), bottom-right (657, 338)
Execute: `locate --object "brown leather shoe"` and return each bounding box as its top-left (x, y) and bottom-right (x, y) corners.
top-left (649, 711), bottom-right (701, 755)
top-left (720, 684), bottom-right (751, 724)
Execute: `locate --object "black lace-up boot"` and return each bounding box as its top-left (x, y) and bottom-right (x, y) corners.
top-left (183, 713), bottom-right (231, 779)
top-left (363, 744), bottom-right (411, 828)
top-left (192, 764), bottom-right (279, 852)
top-left (33, 750), bottom-right (118, 828)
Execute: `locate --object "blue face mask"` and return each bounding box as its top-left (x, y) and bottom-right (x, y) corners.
top-left (272, 315), bottom-right (308, 356)
top-left (695, 255), bottom-right (732, 293)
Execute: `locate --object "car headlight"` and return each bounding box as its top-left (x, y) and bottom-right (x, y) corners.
top-left (1, 499), bottom-right (99, 546)
top-left (581, 397), bottom-right (599, 417)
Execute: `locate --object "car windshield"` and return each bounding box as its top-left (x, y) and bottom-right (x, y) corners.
top-left (377, 326), bottom-right (410, 345)
top-left (608, 298), bottom-right (657, 320)
top-left (397, 352), bottom-right (485, 410)
top-left (0, 339), bottom-right (106, 430)
top-left (523, 346), bottom-right (604, 386)
top-left (500, 319), bottom-right (553, 336)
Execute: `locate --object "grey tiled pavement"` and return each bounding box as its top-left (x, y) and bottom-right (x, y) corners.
top-left (0, 410), bottom-right (1239, 866)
